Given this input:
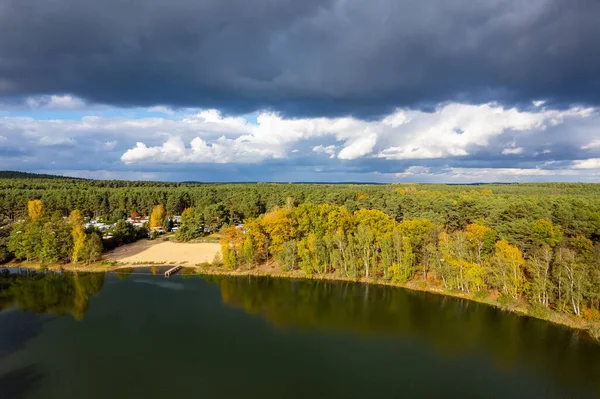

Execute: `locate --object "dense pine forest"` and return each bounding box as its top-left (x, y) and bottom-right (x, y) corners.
top-left (1, 172), bottom-right (600, 325)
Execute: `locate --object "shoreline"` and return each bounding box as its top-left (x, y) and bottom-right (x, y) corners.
top-left (7, 261), bottom-right (600, 341)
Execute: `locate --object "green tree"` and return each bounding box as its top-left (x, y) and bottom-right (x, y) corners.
top-left (278, 240), bottom-right (298, 272)
top-left (175, 207), bottom-right (200, 241)
top-left (204, 203), bottom-right (227, 233)
top-left (82, 234), bottom-right (103, 264)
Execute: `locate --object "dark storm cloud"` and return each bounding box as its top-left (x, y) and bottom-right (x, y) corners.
top-left (0, 0), bottom-right (599, 117)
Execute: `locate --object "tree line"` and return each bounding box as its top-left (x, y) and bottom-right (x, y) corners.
top-left (214, 202), bottom-right (600, 320)
top-left (1, 176), bottom-right (600, 247)
top-left (1, 174), bottom-right (599, 320)
top-left (6, 200), bottom-right (103, 264)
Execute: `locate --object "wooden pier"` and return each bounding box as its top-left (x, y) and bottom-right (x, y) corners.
top-left (164, 265), bottom-right (182, 278)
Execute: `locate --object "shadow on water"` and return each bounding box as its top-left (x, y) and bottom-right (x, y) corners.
top-left (0, 311), bottom-right (46, 358)
top-left (206, 275), bottom-right (600, 393)
top-left (0, 364), bottom-right (44, 399)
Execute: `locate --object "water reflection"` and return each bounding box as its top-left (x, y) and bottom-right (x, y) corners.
top-left (0, 364), bottom-right (44, 399)
top-left (0, 269), bottom-right (104, 320)
top-left (2, 270), bottom-right (599, 396)
top-left (210, 275), bottom-right (600, 393)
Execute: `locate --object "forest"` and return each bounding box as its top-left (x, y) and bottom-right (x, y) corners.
top-left (1, 172), bottom-right (599, 323)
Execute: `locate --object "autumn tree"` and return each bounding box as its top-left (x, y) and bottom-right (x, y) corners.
top-left (220, 226), bottom-right (245, 269)
top-left (28, 199), bottom-right (44, 221)
top-left (466, 223), bottom-right (492, 265)
top-left (491, 240), bottom-right (525, 299)
top-left (526, 220), bottom-right (562, 307)
top-left (557, 236), bottom-right (594, 316)
top-left (261, 208), bottom-right (295, 255)
top-left (69, 210), bottom-right (86, 262)
top-left (389, 230), bottom-right (415, 284)
top-left (150, 204), bottom-right (166, 229)
top-left (241, 234), bottom-right (257, 270)
top-left (527, 245), bottom-right (554, 307)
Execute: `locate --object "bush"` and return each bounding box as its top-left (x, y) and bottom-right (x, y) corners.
top-left (497, 294), bottom-right (515, 309)
top-left (473, 290), bottom-right (488, 300)
top-left (529, 303), bottom-right (550, 319)
top-left (583, 308), bottom-right (600, 322)
top-left (212, 252), bottom-right (223, 267)
top-left (590, 324), bottom-right (600, 340)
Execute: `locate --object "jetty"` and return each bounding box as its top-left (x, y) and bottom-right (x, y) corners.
top-left (164, 265), bottom-right (182, 278)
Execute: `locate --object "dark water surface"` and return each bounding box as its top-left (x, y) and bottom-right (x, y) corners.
top-left (1, 268), bottom-right (600, 399)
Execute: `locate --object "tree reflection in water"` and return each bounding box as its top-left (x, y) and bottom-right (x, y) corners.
top-left (209, 275), bottom-right (600, 393)
top-left (0, 269), bottom-right (104, 320)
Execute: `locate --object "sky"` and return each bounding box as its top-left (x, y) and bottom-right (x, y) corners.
top-left (1, 0), bottom-right (600, 183)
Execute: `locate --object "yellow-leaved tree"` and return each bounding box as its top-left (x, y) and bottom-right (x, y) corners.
top-left (150, 205), bottom-right (166, 229)
top-left (465, 223), bottom-right (492, 265)
top-left (492, 240), bottom-right (525, 299)
top-left (261, 208), bottom-right (295, 255)
top-left (220, 226), bottom-right (244, 269)
top-left (28, 199), bottom-right (44, 220)
top-left (69, 210), bottom-right (86, 262)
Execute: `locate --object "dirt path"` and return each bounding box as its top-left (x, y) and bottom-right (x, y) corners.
top-left (104, 239), bottom-right (221, 265)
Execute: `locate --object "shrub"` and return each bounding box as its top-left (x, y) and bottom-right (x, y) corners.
top-left (529, 303), bottom-right (550, 319)
top-left (212, 252), bottom-right (223, 267)
top-left (473, 290), bottom-right (488, 300)
top-left (583, 308), bottom-right (600, 322)
top-left (497, 294), bottom-right (515, 309)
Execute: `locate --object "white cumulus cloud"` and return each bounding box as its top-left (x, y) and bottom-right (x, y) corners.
top-left (572, 158), bottom-right (600, 169)
top-left (582, 140), bottom-right (600, 150)
top-left (502, 147), bottom-right (524, 155)
top-left (312, 145), bottom-right (337, 158)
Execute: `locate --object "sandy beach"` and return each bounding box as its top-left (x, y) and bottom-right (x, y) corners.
top-left (104, 239), bottom-right (221, 265)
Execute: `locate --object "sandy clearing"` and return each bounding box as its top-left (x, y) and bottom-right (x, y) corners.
top-left (104, 239), bottom-right (221, 265)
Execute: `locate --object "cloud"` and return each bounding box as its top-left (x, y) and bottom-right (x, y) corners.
top-left (582, 140), bottom-right (600, 150)
top-left (121, 135), bottom-right (281, 164)
top-left (0, 0), bottom-right (599, 116)
top-left (148, 106), bottom-right (174, 115)
top-left (118, 103), bottom-right (594, 166)
top-left (103, 141), bottom-right (117, 151)
top-left (572, 158), bottom-right (600, 169)
top-left (1, 102), bottom-right (599, 182)
top-left (38, 136), bottom-right (77, 147)
top-left (502, 147), bottom-right (524, 155)
top-left (26, 95), bottom-right (86, 110)
top-left (313, 145), bottom-right (337, 158)
top-left (376, 104), bottom-right (592, 160)
top-left (395, 166), bottom-right (431, 177)
top-left (390, 166), bottom-right (600, 184)
top-left (338, 133), bottom-right (378, 160)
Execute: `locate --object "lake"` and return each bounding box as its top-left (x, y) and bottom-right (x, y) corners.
top-left (1, 268), bottom-right (600, 398)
